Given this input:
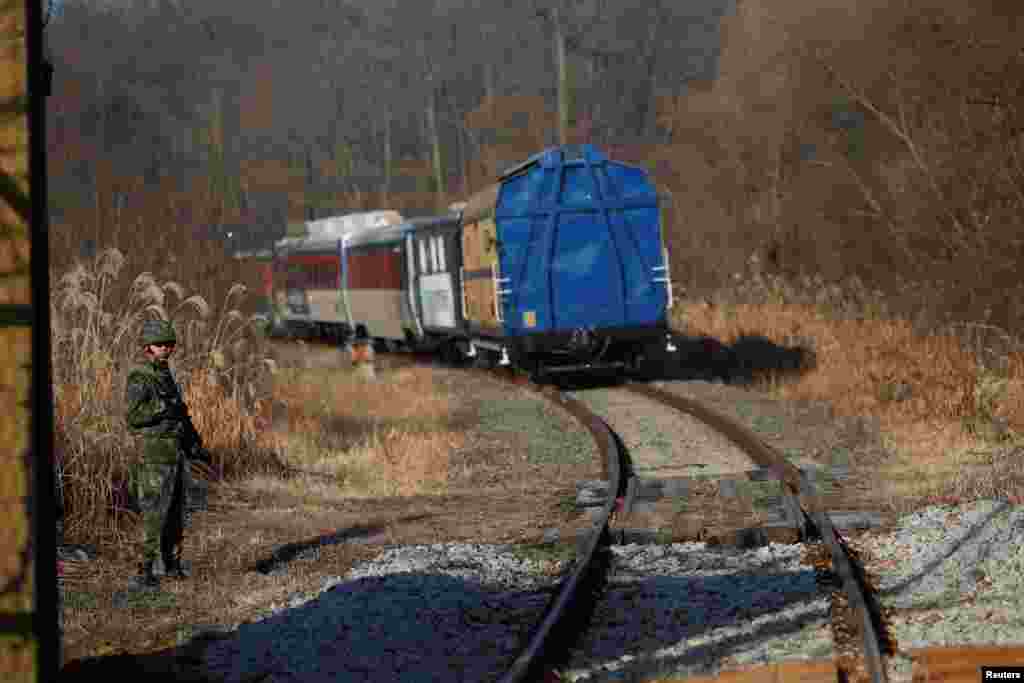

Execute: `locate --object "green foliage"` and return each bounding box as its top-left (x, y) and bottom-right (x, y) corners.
top-left (333, 142), bottom-right (353, 178)
top-left (198, 89), bottom-right (242, 211)
top-left (0, 168), bottom-right (29, 225)
top-left (0, 304), bottom-right (30, 327)
top-left (845, 125), bottom-right (865, 161)
top-left (506, 541), bottom-right (576, 565)
top-left (418, 174), bottom-right (437, 193)
top-left (961, 369), bottom-right (1012, 442)
top-left (494, 127), bottom-right (519, 145)
top-left (974, 370), bottom-right (1007, 422)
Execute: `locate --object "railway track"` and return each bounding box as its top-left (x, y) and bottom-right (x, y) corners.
top-left (265, 338), bottom-right (895, 681)
top-left (483, 371), bottom-right (895, 683)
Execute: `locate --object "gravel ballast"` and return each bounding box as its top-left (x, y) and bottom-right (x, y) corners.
top-left (196, 500), bottom-right (1024, 682)
top-left (201, 543), bottom-right (573, 683)
top-left (557, 542), bottom-right (833, 682)
top-left (848, 499), bottom-right (1024, 651)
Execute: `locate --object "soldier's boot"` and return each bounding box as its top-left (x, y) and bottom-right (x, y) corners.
top-left (162, 553), bottom-right (192, 579)
top-left (127, 560), bottom-right (161, 591)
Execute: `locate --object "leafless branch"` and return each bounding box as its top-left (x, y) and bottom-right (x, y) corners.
top-left (821, 59), bottom-right (972, 251)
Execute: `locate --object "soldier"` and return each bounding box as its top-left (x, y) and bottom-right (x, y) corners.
top-left (124, 319), bottom-right (211, 590)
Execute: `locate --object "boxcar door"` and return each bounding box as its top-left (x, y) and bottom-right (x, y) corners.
top-left (460, 203), bottom-right (501, 330)
top-left (549, 163), bottom-right (627, 331)
top-left (599, 162), bottom-right (667, 327)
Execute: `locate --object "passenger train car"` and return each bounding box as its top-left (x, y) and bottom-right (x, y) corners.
top-left (270, 210), bottom-right (407, 342)
top-left (270, 144), bottom-right (676, 377)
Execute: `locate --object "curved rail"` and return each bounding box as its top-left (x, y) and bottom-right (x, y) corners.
top-left (497, 384), bottom-right (630, 683)
top-left (268, 339), bottom-right (890, 681)
top-left (623, 381), bottom-right (891, 683)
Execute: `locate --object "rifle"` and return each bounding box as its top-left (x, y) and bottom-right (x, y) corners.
top-left (180, 412), bottom-right (212, 464)
top-left (161, 366), bottom-right (216, 477)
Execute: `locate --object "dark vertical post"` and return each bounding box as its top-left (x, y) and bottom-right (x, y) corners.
top-left (28, 0), bottom-right (58, 679)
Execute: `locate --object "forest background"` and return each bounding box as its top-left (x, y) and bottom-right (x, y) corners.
top-left (41, 0), bottom-right (1024, 544)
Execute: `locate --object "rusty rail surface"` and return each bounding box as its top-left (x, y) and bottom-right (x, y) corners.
top-left (624, 381), bottom-right (891, 683)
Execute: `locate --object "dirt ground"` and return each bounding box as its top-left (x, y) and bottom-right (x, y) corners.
top-left (58, 343), bottom-right (603, 672)
top-left (58, 339), bottom-right (909, 677)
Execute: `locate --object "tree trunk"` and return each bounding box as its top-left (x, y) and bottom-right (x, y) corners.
top-left (554, 7), bottom-right (569, 146)
top-left (382, 112), bottom-right (393, 197)
top-left (426, 88), bottom-right (445, 210)
top-left (483, 62), bottom-right (496, 102)
top-left (633, 14), bottom-right (661, 137)
top-left (305, 147), bottom-right (315, 221)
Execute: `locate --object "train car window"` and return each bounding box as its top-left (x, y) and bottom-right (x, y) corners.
top-left (606, 164), bottom-right (654, 200)
top-left (419, 239), bottom-right (428, 274)
top-left (561, 166), bottom-right (596, 203)
top-left (498, 171), bottom-right (532, 211)
top-left (436, 235), bottom-right (446, 271)
top-left (430, 236), bottom-right (438, 272)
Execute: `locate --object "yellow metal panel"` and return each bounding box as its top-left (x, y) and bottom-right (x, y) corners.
top-left (479, 218), bottom-right (498, 266)
top-left (464, 278), bottom-right (497, 327)
top-left (462, 219), bottom-right (479, 270)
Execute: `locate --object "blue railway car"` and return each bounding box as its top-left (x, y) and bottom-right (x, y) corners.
top-left (456, 143), bottom-right (676, 375)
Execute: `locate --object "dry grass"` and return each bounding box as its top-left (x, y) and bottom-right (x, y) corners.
top-left (53, 247), bottom-right (282, 547)
top-left (53, 244), bottom-right (467, 551)
top-left (260, 363), bottom-right (460, 499)
top-left (672, 266), bottom-right (1024, 509)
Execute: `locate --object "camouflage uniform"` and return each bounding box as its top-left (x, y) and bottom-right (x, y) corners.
top-left (125, 320), bottom-right (208, 587)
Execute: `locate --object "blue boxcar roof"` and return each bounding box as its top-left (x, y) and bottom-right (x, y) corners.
top-left (499, 144), bottom-right (617, 179)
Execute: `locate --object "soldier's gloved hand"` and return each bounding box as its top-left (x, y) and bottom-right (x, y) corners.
top-left (163, 400), bottom-right (187, 420)
top-left (191, 445), bottom-right (213, 465)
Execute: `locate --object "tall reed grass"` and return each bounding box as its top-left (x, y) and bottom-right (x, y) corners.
top-left (53, 247), bottom-right (283, 546)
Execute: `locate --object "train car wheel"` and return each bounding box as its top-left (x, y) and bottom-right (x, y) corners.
top-left (473, 351), bottom-right (496, 370)
top-left (440, 341), bottom-right (463, 366)
top-left (529, 367), bottom-right (549, 385)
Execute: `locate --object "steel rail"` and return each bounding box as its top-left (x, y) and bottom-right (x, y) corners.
top-left (623, 381), bottom-right (890, 683)
top-left (496, 384), bottom-right (630, 683)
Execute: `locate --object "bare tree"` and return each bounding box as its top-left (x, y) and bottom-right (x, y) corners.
top-left (532, 0), bottom-right (608, 145)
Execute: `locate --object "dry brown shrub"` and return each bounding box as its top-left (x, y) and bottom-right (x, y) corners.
top-left (676, 290), bottom-right (1024, 506)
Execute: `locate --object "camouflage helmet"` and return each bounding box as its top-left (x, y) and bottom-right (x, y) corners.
top-left (140, 319), bottom-right (177, 346)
